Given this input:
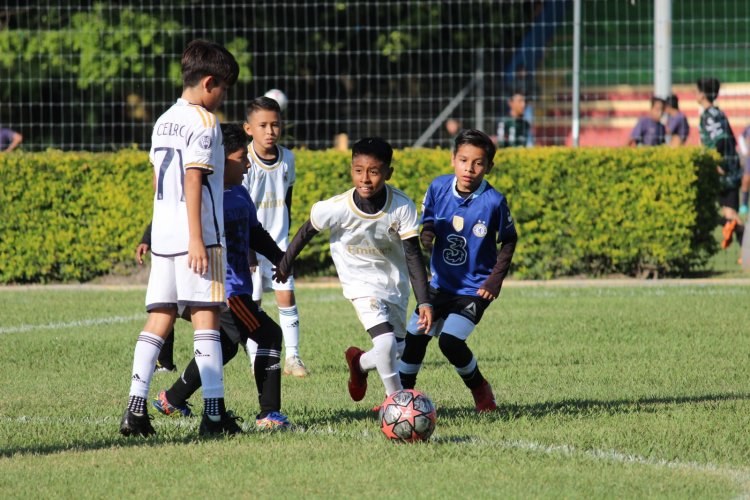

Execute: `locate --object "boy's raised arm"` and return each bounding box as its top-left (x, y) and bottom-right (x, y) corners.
top-left (273, 219), bottom-right (319, 283)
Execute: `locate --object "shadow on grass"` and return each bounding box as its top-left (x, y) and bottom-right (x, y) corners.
top-left (4, 393), bottom-right (748, 457)
top-left (0, 432), bottom-right (202, 459)
top-left (435, 392), bottom-right (750, 422)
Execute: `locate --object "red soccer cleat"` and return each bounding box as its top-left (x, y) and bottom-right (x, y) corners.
top-left (345, 346), bottom-right (368, 401)
top-left (471, 380), bottom-right (497, 413)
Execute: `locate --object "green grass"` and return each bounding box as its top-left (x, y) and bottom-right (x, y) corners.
top-left (1, 285), bottom-right (750, 498)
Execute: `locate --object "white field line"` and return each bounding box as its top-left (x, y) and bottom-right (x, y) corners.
top-left (0, 314), bottom-right (143, 335)
top-left (3, 415), bottom-right (749, 495)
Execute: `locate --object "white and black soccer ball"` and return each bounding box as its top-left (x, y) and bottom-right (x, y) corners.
top-left (264, 88), bottom-right (288, 111)
top-left (379, 389), bottom-right (436, 442)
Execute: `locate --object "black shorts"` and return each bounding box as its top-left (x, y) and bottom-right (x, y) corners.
top-left (221, 294), bottom-right (279, 345)
top-left (719, 187), bottom-right (739, 211)
top-left (419, 286), bottom-right (491, 326)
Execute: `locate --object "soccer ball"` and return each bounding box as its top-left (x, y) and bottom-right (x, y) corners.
top-left (264, 88), bottom-right (288, 111)
top-left (379, 389), bottom-right (436, 442)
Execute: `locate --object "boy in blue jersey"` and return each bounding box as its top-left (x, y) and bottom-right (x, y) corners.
top-left (398, 129), bottom-right (517, 412)
top-left (151, 123), bottom-right (291, 430)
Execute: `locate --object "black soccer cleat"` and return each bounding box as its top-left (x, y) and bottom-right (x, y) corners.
top-left (198, 411), bottom-right (244, 436)
top-left (119, 408), bottom-right (156, 437)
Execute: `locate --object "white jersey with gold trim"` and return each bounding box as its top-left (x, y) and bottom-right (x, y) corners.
top-left (149, 98), bottom-right (224, 256)
top-left (310, 185), bottom-right (419, 304)
top-left (242, 143), bottom-right (295, 250)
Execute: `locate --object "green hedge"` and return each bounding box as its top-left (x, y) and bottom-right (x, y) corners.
top-left (0, 146), bottom-right (719, 283)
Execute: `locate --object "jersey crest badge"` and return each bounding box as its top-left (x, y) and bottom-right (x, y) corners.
top-left (472, 220), bottom-right (488, 238)
top-left (199, 135), bottom-right (212, 150)
top-left (388, 220), bottom-right (399, 235)
top-left (452, 215), bottom-right (464, 232)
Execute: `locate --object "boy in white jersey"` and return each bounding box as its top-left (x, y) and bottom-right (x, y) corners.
top-left (119, 40), bottom-right (242, 437)
top-left (274, 138), bottom-right (433, 404)
top-left (242, 96), bottom-right (307, 377)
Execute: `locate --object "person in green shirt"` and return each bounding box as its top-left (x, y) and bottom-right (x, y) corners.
top-left (697, 77), bottom-right (744, 250)
top-left (496, 91), bottom-right (531, 148)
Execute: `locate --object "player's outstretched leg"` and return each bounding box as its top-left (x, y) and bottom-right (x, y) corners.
top-left (438, 332), bottom-right (496, 412)
top-left (358, 332), bottom-right (402, 397)
top-left (345, 346), bottom-right (368, 401)
top-left (120, 330), bottom-right (165, 437)
top-left (398, 332), bottom-right (432, 390)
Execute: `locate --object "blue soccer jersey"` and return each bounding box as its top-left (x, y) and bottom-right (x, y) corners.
top-left (422, 174), bottom-right (516, 295)
top-left (224, 185), bottom-right (260, 298)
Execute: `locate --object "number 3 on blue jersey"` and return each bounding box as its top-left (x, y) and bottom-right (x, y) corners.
top-left (443, 234), bottom-right (468, 265)
top-left (153, 147), bottom-right (184, 201)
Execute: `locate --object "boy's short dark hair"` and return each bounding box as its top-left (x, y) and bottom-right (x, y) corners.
top-left (697, 77), bottom-right (720, 102)
top-left (453, 129), bottom-right (496, 164)
top-left (665, 94), bottom-right (679, 109)
top-left (246, 96), bottom-right (281, 118)
top-left (352, 137), bottom-right (393, 168)
top-left (650, 96), bottom-right (666, 108)
top-left (221, 123), bottom-right (249, 155)
top-left (182, 39), bottom-right (239, 88)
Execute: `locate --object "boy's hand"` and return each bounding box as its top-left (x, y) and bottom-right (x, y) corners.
top-left (135, 243), bottom-right (150, 265)
top-left (477, 288), bottom-right (497, 301)
top-left (188, 238), bottom-right (208, 275)
top-left (416, 305), bottom-right (433, 334)
top-left (272, 267), bottom-right (288, 283)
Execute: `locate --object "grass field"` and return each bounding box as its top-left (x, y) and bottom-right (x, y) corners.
top-left (1, 284), bottom-right (749, 498)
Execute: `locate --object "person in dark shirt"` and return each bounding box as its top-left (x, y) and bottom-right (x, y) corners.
top-left (0, 126), bottom-right (22, 152)
top-left (628, 97), bottom-right (666, 146)
top-left (497, 91), bottom-right (531, 148)
top-left (665, 94), bottom-right (689, 147)
top-left (697, 77), bottom-right (744, 250)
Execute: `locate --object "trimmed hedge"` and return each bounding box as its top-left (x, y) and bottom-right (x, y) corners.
top-left (0, 146), bottom-right (719, 283)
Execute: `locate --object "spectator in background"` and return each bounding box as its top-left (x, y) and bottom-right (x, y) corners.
top-left (497, 91), bottom-right (531, 148)
top-left (736, 125), bottom-right (750, 219)
top-left (0, 126), bottom-right (22, 152)
top-left (628, 97), bottom-right (666, 146)
top-left (696, 76), bottom-right (743, 250)
top-left (665, 94), bottom-right (689, 146)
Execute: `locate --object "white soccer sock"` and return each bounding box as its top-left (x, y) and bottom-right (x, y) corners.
top-left (193, 329), bottom-right (224, 399)
top-left (128, 331), bottom-right (164, 400)
top-left (279, 305), bottom-right (300, 358)
top-left (360, 332), bottom-right (402, 396)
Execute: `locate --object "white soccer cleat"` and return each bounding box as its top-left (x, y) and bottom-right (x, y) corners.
top-left (283, 355), bottom-right (309, 377)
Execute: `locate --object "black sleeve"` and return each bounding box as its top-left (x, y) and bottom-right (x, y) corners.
top-left (716, 137), bottom-right (736, 160)
top-left (277, 219), bottom-right (319, 276)
top-left (420, 220), bottom-right (435, 254)
top-left (402, 236), bottom-right (430, 305)
top-left (479, 232), bottom-right (518, 297)
top-left (247, 249), bottom-right (258, 267)
top-left (285, 186), bottom-right (293, 229)
top-left (248, 224), bottom-right (285, 266)
top-left (140, 223), bottom-right (152, 246)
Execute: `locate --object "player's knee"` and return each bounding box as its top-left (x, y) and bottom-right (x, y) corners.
top-left (257, 322), bottom-right (283, 351)
top-left (438, 333), bottom-right (472, 367)
top-left (221, 340), bottom-right (239, 364)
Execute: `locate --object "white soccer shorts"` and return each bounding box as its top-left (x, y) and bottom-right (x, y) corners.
top-left (146, 246), bottom-right (227, 313)
top-left (251, 256), bottom-right (295, 301)
top-left (350, 297), bottom-right (407, 339)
